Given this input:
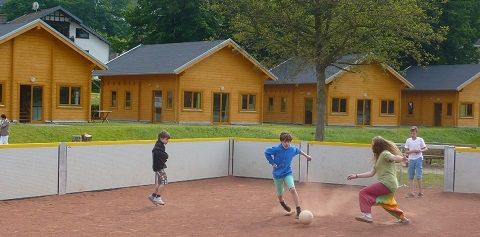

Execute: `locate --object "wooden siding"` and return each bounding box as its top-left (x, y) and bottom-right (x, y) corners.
top-left (458, 76), bottom-right (480, 127)
top-left (100, 46), bottom-right (269, 124)
top-left (0, 28), bottom-right (94, 122)
top-left (0, 40), bottom-right (12, 112)
top-left (178, 46), bottom-right (267, 124)
top-left (100, 75), bottom-right (177, 122)
top-left (264, 85), bottom-right (316, 124)
top-left (264, 64), bottom-right (406, 126)
top-left (401, 91), bottom-right (457, 127)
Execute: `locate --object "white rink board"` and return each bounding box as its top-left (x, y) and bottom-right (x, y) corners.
top-left (66, 144), bottom-right (153, 193)
top-left (454, 151), bottom-right (480, 194)
top-left (66, 140), bottom-right (229, 193)
top-left (0, 147), bottom-right (58, 200)
top-left (166, 140), bottom-right (230, 182)
top-left (307, 144), bottom-right (376, 186)
top-left (232, 141), bottom-right (301, 180)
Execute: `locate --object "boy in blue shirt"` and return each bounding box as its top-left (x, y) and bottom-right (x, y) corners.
top-left (265, 132), bottom-right (312, 219)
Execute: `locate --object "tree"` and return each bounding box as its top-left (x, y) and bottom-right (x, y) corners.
top-left (435, 0), bottom-right (480, 64)
top-left (125, 0), bottom-right (225, 46)
top-left (0, 0), bottom-right (132, 53)
top-left (221, 0), bottom-right (445, 141)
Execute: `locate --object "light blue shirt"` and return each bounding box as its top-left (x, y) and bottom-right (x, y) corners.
top-left (264, 144), bottom-right (301, 179)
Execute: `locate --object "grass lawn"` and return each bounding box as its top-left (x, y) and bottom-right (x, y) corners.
top-left (8, 122), bottom-right (480, 146)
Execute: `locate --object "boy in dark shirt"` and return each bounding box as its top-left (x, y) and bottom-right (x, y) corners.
top-left (148, 131), bottom-right (170, 206)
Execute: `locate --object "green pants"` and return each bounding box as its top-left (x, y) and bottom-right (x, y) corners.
top-left (273, 175), bottom-right (295, 196)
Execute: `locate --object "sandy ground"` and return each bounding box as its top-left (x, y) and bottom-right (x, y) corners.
top-left (1, 177), bottom-right (479, 237)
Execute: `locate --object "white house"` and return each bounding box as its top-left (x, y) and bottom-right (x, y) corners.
top-left (4, 6), bottom-right (110, 63)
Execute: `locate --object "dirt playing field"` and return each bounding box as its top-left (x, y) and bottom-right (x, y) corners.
top-left (1, 177), bottom-right (479, 236)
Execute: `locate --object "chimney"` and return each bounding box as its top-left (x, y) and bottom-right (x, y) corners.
top-left (0, 14), bottom-right (7, 24)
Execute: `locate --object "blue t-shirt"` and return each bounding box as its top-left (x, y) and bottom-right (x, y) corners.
top-left (264, 144), bottom-right (301, 179)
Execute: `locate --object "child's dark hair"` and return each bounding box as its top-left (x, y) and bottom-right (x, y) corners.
top-left (0, 114), bottom-right (6, 119)
top-left (279, 132), bottom-right (293, 142)
top-left (158, 130), bottom-right (171, 140)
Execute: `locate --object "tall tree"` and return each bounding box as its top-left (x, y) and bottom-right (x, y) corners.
top-left (435, 0), bottom-right (480, 64)
top-left (222, 0), bottom-right (445, 140)
top-left (126, 0), bottom-right (224, 46)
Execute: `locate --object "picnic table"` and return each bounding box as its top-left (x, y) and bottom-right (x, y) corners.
top-left (93, 110), bottom-right (112, 123)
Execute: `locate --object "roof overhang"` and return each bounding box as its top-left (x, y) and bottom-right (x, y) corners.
top-left (325, 58), bottom-right (413, 89)
top-left (0, 19), bottom-right (107, 70)
top-left (381, 63), bottom-right (414, 88)
top-left (457, 72), bottom-right (480, 91)
top-left (173, 39), bottom-right (277, 81)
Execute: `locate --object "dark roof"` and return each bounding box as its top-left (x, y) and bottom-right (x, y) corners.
top-left (9, 6), bottom-right (108, 44)
top-left (266, 55), bottom-right (363, 85)
top-left (404, 65), bottom-right (480, 91)
top-left (94, 40), bottom-right (227, 76)
top-left (0, 21), bottom-right (29, 38)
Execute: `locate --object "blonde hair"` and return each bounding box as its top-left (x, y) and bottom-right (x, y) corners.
top-left (371, 136), bottom-right (401, 161)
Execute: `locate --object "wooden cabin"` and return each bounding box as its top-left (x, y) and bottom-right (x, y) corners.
top-left (0, 20), bottom-right (106, 123)
top-left (402, 65), bottom-right (480, 127)
top-left (264, 57), bottom-right (413, 126)
top-left (94, 39), bottom-right (276, 124)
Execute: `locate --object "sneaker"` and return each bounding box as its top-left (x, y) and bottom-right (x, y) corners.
top-left (284, 210), bottom-right (295, 216)
top-left (405, 192), bottom-right (415, 198)
top-left (396, 218), bottom-right (410, 224)
top-left (355, 215), bottom-right (373, 223)
top-left (417, 192), bottom-right (424, 198)
top-left (148, 195), bottom-right (160, 206)
top-left (155, 196), bottom-right (165, 205)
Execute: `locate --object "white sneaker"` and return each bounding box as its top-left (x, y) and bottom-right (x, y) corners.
top-left (155, 196), bottom-right (165, 205)
top-left (148, 195), bottom-right (159, 206)
top-left (355, 214), bottom-right (373, 223)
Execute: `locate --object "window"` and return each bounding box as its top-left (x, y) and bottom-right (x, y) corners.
top-left (75, 28), bottom-right (89, 39)
top-left (381, 100), bottom-right (395, 115)
top-left (125, 91), bottom-right (131, 109)
top-left (241, 94), bottom-right (256, 111)
top-left (184, 91), bottom-right (201, 109)
top-left (59, 86), bottom-right (81, 106)
top-left (166, 91), bottom-right (173, 109)
top-left (0, 83), bottom-right (3, 105)
top-left (268, 97), bottom-right (274, 112)
top-left (447, 103), bottom-right (452, 116)
top-left (408, 102), bottom-right (414, 115)
top-left (280, 97), bottom-right (287, 112)
top-left (460, 103), bottom-right (473, 117)
top-left (111, 91), bottom-right (117, 107)
top-left (331, 97), bottom-right (347, 113)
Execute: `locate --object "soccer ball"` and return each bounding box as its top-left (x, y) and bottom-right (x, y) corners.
top-left (299, 210), bottom-right (314, 225)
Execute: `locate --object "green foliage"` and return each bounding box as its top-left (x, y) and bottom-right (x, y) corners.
top-left (435, 0), bottom-right (480, 64)
top-left (218, 0), bottom-right (446, 141)
top-left (125, 0), bottom-right (226, 46)
top-left (0, 0), bottom-right (133, 53)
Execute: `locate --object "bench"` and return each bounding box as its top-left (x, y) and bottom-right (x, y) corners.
top-left (396, 144), bottom-right (444, 165)
top-left (422, 148), bottom-right (444, 165)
